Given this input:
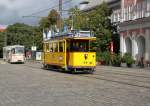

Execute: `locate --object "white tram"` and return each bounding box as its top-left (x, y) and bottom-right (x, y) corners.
top-left (3, 45), bottom-right (25, 63)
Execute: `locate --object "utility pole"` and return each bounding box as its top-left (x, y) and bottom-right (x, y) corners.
top-left (59, 0), bottom-right (62, 17)
top-left (59, 0), bottom-right (62, 33)
top-left (4, 32), bottom-right (7, 47)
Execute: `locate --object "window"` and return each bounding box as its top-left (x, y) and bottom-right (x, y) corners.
top-left (53, 42), bottom-right (58, 52)
top-left (49, 43), bottom-right (53, 52)
top-left (59, 42), bottom-right (64, 52)
top-left (45, 43), bottom-right (49, 52)
top-left (69, 40), bottom-right (89, 52)
top-left (15, 47), bottom-right (24, 54)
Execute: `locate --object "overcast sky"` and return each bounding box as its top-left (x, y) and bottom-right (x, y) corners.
top-left (0, 0), bottom-right (83, 26)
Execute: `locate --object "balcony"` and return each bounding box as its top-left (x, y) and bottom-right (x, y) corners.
top-left (111, 0), bottom-right (150, 23)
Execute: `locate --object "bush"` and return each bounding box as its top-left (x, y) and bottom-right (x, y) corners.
top-left (97, 51), bottom-right (111, 65)
top-left (123, 53), bottom-right (134, 67)
top-left (111, 53), bottom-right (121, 67)
top-left (102, 51), bottom-right (111, 65)
top-left (96, 52), bottom-right (105, 65)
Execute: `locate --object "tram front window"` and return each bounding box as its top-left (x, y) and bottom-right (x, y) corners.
top-left (15, 47), bottom-right (24, 54)
top-left (69, 40), bottom-right (89, 52)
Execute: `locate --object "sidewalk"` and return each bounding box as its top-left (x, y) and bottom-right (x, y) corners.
top-left (0, 59), bottom-right (7, 64)
top-left (97, 63), bottom-right (150, 71)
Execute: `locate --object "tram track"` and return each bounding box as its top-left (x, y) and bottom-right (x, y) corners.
top-left (79, 74), bottom-right (150, 89)
top-left (96, 68), bottom-right (150, 79)
top-left (94, 71), bottom-right (150, 83)
top-left (21, 63), bottom-right (150, 89)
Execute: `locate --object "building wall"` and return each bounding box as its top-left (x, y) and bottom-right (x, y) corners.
top-left (111, 0), bottom-right (150, 23)
top-left (120, 27), bottom-right (150, 61)
top-left (118, 0), bottom-right (150, 62)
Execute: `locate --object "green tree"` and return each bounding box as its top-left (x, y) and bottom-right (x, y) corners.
top-left (0, 32), bottom-right (5, 57)
top-left (65, 6), bottom-right (88, 30)
top-left (66, 2), bottom-right (113, 52)
top-left (5, 23), bottom-right (42, 50)
top-left (39, 17), bottom-right (50, 28)
top-left (39, 9), bottom-right (61, 30)
top-left (88, 2), bottom-right (112, 52)
top-left (33, 26), bottom-right (43, 50)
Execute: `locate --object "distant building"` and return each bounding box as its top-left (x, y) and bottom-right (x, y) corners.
top-left (80, 0), bottom-right (120, 12)
top-left (81, 0), bottom-right (150, 63)
top-left (111, 0), bottom-right (150, 62)
top-left (0, 25), bottom-right (7, 32)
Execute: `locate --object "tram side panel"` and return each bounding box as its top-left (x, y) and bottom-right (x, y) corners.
top-left (43, 40), bottom-right (67, 68)
top-left (44, 52), bottom-right (66, 67)
top-left (68, 52), bottom-right (96, 68)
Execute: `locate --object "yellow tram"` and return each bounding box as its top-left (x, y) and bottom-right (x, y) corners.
top-left (42, 31), bottom-right (96, 73)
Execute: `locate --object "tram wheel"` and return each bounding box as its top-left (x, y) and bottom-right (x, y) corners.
top-left (70, 68), bottom-right (76, 74)
top-left (89, 69), bottom-right (95, 74)
top-left (43, 64), bottom-right (48, 69)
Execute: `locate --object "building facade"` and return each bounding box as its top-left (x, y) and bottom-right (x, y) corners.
top-left (112, 0), bottom-right (150, 62)
top-left (80, 0), bottom-right (150, 62)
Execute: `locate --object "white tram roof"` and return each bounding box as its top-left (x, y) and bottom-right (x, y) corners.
top-left (3, 45), bottom-right (24, 49)
top-left (44, 30), bottom-right (96, 42)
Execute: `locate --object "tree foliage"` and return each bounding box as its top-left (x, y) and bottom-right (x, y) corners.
top-left (39, 9), bottom-right (61, 29)
top-left (65, 6), bottom-right (88, 30)
top-left (66, 2), bottom-right (114, 52)
top-left (0, 32), bottom-right (5, 57)
top-left (89, 2), bottom-right (113, 52)
top-left (5, 23), bottom-right (42, 50)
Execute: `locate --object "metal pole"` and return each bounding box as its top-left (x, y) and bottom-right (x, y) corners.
top-left (4, 32), bottom-right (7, 46)
top-left (59, 0), bottom-right (62, 17)
top-left (72, 13), bottom-right (74, 30)
top-left (59, 0), bottom-right (62, 33)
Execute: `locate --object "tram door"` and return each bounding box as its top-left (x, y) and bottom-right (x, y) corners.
top-left (66, 40), bottom-right (70, 66)
top-left (58, 40), bottom-right (66, 67)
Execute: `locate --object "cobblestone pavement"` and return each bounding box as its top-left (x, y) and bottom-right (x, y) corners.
top-left (0, 62), bottom-right (150, 106)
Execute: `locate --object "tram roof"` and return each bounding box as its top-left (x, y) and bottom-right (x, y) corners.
top-left (44, 36), bottom-right (96, 42)
top-left (43, 30), bottom-right (96, 42)
top-left (3, 45), bottom-right (24, 49)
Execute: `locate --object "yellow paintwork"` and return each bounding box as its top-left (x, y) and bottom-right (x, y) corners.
top-left (43, 52), bottom-right (66, 67)
top-left (71, 37), bottom-right (96, 40)
top-left (42, 36), bottom-right (96, 70)
top-left (68, 52), bottom-right (96, 67)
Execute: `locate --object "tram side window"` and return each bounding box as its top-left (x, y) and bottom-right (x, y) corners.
top-left (67, 41), bottom-right (70, 52)
top-left (53, 43), bottom-right (58, 52)
top-left (59, 42), bottom-right (64, 52)
top-left (43, 44), bottom-right (46, 52)
top-left (78, 41), bottom-right (89, 52)
top-left (49, 43), bottom-right (53, 52)
top-left (45, 43), bottom-right (49, 52)
top-left (89, 41), bottom-right (96, 52)
top-left (70, 41), bottom-right (78, 52)
top-left (70, 40), bottom-right (89, 52)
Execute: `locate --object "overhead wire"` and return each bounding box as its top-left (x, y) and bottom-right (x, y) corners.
top-left (23, 0), bottom-right (72, 17)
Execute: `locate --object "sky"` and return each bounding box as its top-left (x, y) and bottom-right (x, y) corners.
top-left (0, 0), bottom-right (83, 26)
